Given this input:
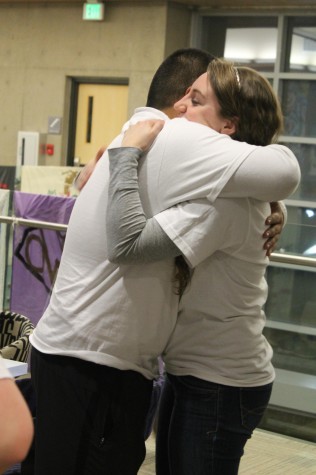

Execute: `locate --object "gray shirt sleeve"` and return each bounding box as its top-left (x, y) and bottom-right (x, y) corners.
top-left (106, 147), bottom-right (181, 263)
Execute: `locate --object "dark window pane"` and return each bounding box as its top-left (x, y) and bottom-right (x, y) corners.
top-left (265, 266), bottom-right (316, 331)
top-left (264, 326), bottom-right (316, 375)
top-left (280, 143), bottom-right (316, 202)
top-left (281, 81), bottom-right (316, 137)
top-left (275, 206), bottom-right (316, 255)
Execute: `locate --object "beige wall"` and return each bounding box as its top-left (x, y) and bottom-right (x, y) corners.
top-left (164, 3), bottom-right (192, 57)
top-left (0, 2), bottom-right (192, 167)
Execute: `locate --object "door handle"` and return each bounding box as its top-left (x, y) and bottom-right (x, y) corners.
top-left (86, 96), bottom-right (94, 143)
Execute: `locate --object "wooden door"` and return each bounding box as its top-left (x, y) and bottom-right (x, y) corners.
top-left (74, 83), bottom-right (128, 165)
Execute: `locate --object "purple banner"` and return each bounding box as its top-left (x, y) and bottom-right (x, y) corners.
top-left (0, 190), bottom-right (10, 310)
top-left (10, 192), bottom-right (75, 326)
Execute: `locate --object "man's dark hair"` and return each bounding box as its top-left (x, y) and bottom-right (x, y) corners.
top-left (146, 48), bottom-right (215, 110)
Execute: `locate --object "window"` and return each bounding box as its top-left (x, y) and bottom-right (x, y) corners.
top-left (286, 18), bottom-right (316, 72)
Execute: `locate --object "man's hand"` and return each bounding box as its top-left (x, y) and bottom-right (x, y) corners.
top-left (263, 201), bottom-right (284, 257)
top-left (74, 146), bottom-right (106, 192)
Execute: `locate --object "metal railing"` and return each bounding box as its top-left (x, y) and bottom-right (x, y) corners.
top-left (1, 215), bottom-right (316, 269)
top-left (0, 215), bottom-right (67, 232)
top-left (270, 252), bottom-right (316, 268)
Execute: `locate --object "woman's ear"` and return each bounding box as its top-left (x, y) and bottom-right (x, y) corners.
top-left (220, 117), bottom-right (237, 136)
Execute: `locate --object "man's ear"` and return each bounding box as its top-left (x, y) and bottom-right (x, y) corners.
top-left (220, 117), bottom-right (237, 136)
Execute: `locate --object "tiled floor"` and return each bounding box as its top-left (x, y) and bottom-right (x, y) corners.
top-left (139, 429), bottom-right (316, 474)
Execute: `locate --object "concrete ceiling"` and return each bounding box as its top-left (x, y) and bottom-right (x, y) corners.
top-left (1, 0), bottom-right (316, 9)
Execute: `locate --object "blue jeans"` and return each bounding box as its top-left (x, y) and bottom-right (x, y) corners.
top-left (156, 373), bottom-right (273, 475)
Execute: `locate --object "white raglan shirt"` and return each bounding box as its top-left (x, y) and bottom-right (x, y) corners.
top-left (155, 198), bottom-right (275, 387)
top-left (31, 107), bottom-right (300, 379)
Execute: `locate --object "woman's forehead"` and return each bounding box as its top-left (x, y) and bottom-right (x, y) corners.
top-left (191, 72), bottom-right (208, 89)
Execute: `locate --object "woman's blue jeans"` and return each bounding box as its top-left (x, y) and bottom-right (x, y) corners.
top-left (156, 373), bottom-right (273, 475)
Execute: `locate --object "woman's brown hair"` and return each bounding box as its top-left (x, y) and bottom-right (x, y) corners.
top-left (207, 58), bottom-right (284, 146)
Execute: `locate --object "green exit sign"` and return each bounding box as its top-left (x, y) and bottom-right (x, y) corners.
top-left (83, 3), bottom-right (104, 21)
